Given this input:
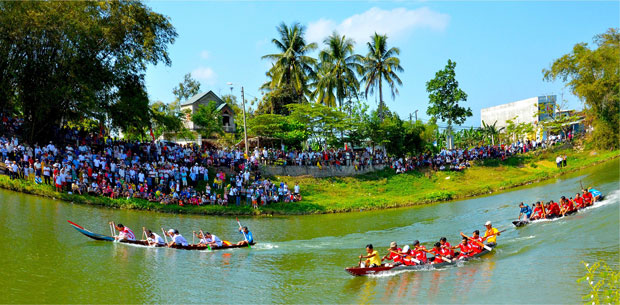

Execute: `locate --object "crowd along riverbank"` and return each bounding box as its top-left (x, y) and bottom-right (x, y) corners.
top-left (0, 146), bottom-right (617, 215)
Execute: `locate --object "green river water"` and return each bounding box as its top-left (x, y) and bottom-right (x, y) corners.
top-left (0, 159), bottom-right (618, 304)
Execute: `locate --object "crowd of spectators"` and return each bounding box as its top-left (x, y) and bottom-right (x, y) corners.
top-left (0, 113), bottom-right (576, 208)
top-left (0, 126), bottom-right (305, 208)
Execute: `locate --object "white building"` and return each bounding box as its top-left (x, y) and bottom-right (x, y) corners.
top-left (480, 95), bottom-right (556, 129)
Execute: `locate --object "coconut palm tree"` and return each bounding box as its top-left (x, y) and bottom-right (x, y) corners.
top-left (262, 22), bottom-right (317, 103)
top-left (361, 33), bottom-right (404, 120)
top-left (312, 32), bottom-right (362, 110)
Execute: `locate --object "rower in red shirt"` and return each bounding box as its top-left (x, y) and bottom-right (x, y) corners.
top-left (559, 196), bottom-right (574, 216)
top-left (382, 241), bottom-right (404, 267)
top-left (439, 237), bottom-right (455, 259)
top-left (531, 202), bottom-right (546, 220)
top-left (574, 193), bottom-right (585, 209)
top-left (454, 236), bottom-right (473, 259)
top-left (582, 190), bottom-right (593, 207)
top-left (546, 201), bottom-right (561, 218)
top-left (461, 230), bottom-right (484, 254)
top-left (426, 242), bottom-right (448, 264)
top-left (411, 240), bottom-right (428, 265)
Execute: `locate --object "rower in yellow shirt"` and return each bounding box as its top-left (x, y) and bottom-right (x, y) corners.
top-left (359, 244), bottom-right (382, 268)
top-left (482, 221), bottom-right (500, 246)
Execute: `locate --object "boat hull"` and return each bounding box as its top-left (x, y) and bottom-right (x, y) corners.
top-left (345, 245), bottom-right (495, 276)
top-left (68, 221), bottom-right (254, 250)
top-left (512, 196), bottom-right (604, 228)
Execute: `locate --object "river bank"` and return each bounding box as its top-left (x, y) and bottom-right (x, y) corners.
top-left (0, 146), bottom-right (617, 215)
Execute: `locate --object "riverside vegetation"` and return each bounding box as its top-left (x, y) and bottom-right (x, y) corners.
top-left (0, 146), bottom-right (617, 215)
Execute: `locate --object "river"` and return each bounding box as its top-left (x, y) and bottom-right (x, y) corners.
top-left (0, 159), bottom-right (618, 304)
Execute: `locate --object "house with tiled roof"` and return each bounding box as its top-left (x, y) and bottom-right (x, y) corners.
top-left (180, 90), bottom-right (236, 134)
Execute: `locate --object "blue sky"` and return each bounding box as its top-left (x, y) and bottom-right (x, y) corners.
top-left (144, 0), bottom-right (619, 128)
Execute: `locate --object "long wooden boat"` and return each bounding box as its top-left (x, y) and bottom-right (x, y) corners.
top-left (345, 244), bottom-right (496, 276)
top-left (512, 195), bottom-right (604, 228)
top-left (68, 220), bottom-right (255, 250)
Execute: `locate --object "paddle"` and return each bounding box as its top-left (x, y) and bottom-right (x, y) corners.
top-left (387, 248), bottom-right (422, 264)
top-left (460, 232), bottom-right (493, 251)
top-left (161, 228), bottom-right (169, 244)
top-left (199, 229), bottom-right (211, 251)
top-left (358, 254), bottom-right (363, 267)
top-left (192, 231), bottom-right (195, 245)
top-left (236, 217), bottom-right (251, 249)
top-left (420, 248), bottom-right (452, 263)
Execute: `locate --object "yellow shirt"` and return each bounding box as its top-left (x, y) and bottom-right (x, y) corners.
top-left (368, 250), bottom-right (381, 266)
top-left (483, 228), bottom-right (499, 243)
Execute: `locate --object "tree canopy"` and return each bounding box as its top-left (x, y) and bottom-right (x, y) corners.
top-left (543, 28), bottom-right (619, 149)
top-left (0, 0), bottom-right (177, 143)
top-left (426, 59), bottom-right (472, 128)
top-left (361, 33), bottom-right (403, 120)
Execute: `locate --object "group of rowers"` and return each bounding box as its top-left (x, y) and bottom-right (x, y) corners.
top-left (109, 221), bottom-right (253, 248)
top-left (517, 187), bottom-right (602, 221)
top-left (359, 221), bottom-right (501, 268)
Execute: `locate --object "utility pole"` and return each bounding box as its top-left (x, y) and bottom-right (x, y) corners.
top-left (414, 110), bottom-right (418, 122)
top-left (241, 87), bottom-right (249, 157)
top-left (409, 113), bottom-right (412, 122)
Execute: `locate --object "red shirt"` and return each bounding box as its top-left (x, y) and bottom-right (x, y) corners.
top-left (468, 238), bottom-right (483, 253)
top-left (574, 197), bottom-right (584, 208)
top-left (458, 243), bottom-right (472, 257)
top-left (532, 206), bottom-right (544, 218)
top-left (430, 248), bottom-right (443, 263)
top-left (441, 242), bottom-right (455, 256)
top-left (582, 192), bottom-right (592, 204)
top-left (413, 246), bottom-right (428, 263)
top-left (386, 248), bottom-right (403, 263)
top-left (549, 202), bottom-right (561, 215)
top-left (562, 200), bottom-right (575, 212)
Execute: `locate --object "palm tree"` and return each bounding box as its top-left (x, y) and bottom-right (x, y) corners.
top-left (361, 33), bottom-right (404, 120)
top-left (262, 22), bottom-right (317, 104)
top-left (482, 120), bottom-right (505, 146)
top-left (312, 32), bottom-right (362, 110)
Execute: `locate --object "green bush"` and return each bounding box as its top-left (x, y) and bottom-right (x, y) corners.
top-left (578, 261), bottom-right (619, 304)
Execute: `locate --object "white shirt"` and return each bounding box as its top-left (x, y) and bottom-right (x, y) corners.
top-left (172, 234), bottom-right (189, 246)
top-left (148, 233), bottom-right (165, 245)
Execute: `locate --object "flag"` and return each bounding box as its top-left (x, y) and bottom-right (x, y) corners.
top-left (149, 127), bottom-right (155, 142)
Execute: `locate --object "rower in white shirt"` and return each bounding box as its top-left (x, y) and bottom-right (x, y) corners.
top-left (166, 229), bottom-right (189, 247)
top-left (145, 230), bottom-right (165, 246)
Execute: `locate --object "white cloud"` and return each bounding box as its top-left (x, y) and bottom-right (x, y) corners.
top-left (191, 67), bottom-right (217, 85)
top-left (199, 50), bottom-right (210, 60)
top-left (306, 7), bottom-right (449, 44)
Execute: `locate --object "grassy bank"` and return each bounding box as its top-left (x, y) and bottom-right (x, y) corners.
top-left (0, 146), bottom-right (617, 215)
top-left (275, 146), bottom-right (620, 214)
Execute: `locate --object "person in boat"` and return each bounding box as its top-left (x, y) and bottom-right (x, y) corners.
top-left (426, 242), bottom-right (449, 264)
top-left (359, 244), bottom-right (381, 268)
top-left (530, 202), bottom-right (546, 220)
top-left (202, 232), bottom-right (224, 247)
top-left (546, 201), bottom-right (561, 218)
top-left (439, 237), bottom-right (455, 259)
top-left (454, 236), bottom-right (473, 259)
top-left (114, 223), bottom-right (136, 241)
top-left (574, 193), bottom-right (585, 209)
top-left (236, 226), bottom-right (253, 246)
top-left (582, 189), bottom-right (593, 207)
top-left (589, 187), bottom-right (602, 202)
top-left (167, 229), bottom-right (189, 247)
top-left (411, 240), bottom-right (428, 265)
top-left (460, 230), bottom-right (484, 254)
top-left (559, 196), bottom-right (575, 216)
top-left (146, 229), bottom-right (165, 246)
top-left (381, 241), bottom-right (404, 267)
top-left (482, 221), bottom-right (500, 247)
top-left (518, 202), bottom-right (532, 221)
